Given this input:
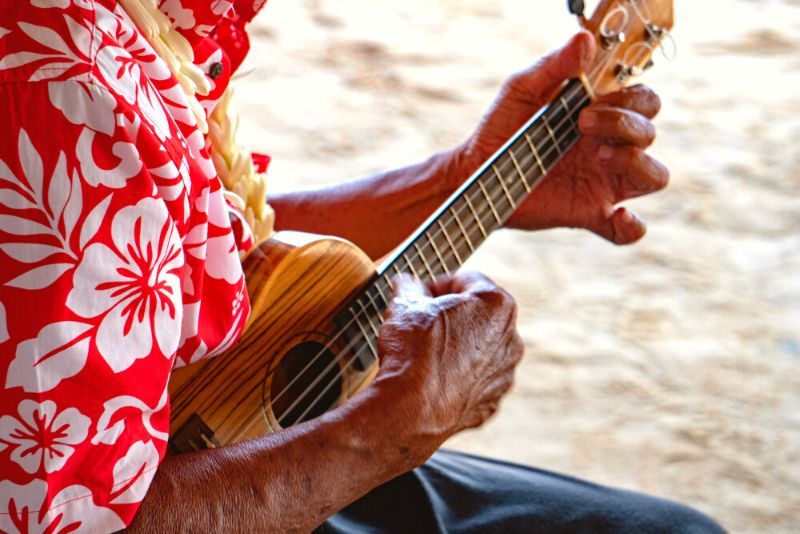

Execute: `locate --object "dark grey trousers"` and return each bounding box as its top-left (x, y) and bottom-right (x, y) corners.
top-left (322, 450), bottom-right (725, 533)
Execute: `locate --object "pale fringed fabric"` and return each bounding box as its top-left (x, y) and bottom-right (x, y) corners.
top-left (209, 86), bottom-right (275, 245)
top-left (119, 0), bottom-right (275, 248)
top-left (118, 0), bottom-right (211, 132)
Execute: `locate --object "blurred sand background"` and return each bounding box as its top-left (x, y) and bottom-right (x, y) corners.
top-left (235, 1), bottom-right (800, 531)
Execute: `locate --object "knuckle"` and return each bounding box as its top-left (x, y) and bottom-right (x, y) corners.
top-left (500, 374), bottom-right (515, 395)
top-left (655, 161), bottom-right (671, 189)
top-left (648, 90), bottom-right (662, 115)
top-left (504, 71), bottom-right (528, 97)
top-left (474, 285), bottom-right (516, 312)
top-left (611, 110), bottom-right (628, 132)
top-left (641, 120), bottom-right (657, 146)
top-left (637, 84), bottom-right (661, 108)
top-left (384, 305), bottom-right (437, 334)
top-left (639, 151), bottom-right (669, 190)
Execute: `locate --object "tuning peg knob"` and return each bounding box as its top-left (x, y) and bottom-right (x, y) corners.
top-left (567, 0), bottom-right (585, 17)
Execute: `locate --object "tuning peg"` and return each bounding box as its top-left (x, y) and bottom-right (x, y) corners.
top-left (567, 0), bottom-right (584, 16)
top-left (567, 0), bottom-right (587, 27)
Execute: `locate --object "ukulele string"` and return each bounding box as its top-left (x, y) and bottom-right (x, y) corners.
top-left (292, 34), bottom-right (640, 422)
top-left (269, 80), bottom-right (592, 417)
top-left (276, 62), bottom-right (614, 426)
top-left (270, 53), bottom-right (615, 420)
top-left (287, 102), bottom-right (589, 425)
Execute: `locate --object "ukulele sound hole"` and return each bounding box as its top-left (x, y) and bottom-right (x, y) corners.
top-left (269, 341), bottom-right (343, 428)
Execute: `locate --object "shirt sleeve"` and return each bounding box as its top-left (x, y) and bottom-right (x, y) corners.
top-left (0, 78), bottom-right (246, 531)
top-left (0, 4), bottom-right (251, 530)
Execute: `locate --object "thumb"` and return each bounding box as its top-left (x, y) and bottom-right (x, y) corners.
top-left (390, 274), bottom-right (431, 303)
top-left (510, 30), bottom-right (596, 103)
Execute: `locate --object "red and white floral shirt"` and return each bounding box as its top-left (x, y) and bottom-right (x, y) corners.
top-left (0, 1), bottom-right (267, 531)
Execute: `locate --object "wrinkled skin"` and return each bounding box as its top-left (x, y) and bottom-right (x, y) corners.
top-left (133, 31), bottom-right (671, 533)
top-left (459, 31), bottom-right (669, 244)
top-left (377, 272), bottom-right (524, 447)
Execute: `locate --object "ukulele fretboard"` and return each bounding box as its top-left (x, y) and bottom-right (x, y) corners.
top-left (337, 79), bottom-right (590, 365)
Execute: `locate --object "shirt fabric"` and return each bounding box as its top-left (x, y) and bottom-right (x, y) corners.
top-left (0, 1), bottom-right (266, 530)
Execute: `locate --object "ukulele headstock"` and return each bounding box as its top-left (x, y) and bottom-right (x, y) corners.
top-left (580, 0), bottom-right (675, 96)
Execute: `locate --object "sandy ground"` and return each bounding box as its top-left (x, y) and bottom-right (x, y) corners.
top-left (235, 1), bottom-right (800, 531)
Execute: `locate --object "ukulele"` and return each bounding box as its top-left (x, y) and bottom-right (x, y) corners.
top-left (168, 0), bottom-right (675, 453)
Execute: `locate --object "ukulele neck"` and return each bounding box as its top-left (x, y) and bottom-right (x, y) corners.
top-left (337, 79), bottom-right (590, 357)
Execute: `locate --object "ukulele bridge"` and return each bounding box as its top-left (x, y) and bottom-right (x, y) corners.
top-left (169, 413), bottom-right (220, 454)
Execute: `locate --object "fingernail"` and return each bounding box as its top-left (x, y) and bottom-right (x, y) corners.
top-left (599, 145), bottom-right (614, 161)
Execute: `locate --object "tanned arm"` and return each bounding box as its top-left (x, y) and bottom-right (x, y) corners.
top-left (130, 32), bottom-right (668, 532)
top-left (271, 32), bottom-right (667, 260)
top-left (128, 273), bottom-right (523, 532)
top-left (130, 385), bottom-right (420, 532)
top-left (270, 149), bottom-right (465, 260)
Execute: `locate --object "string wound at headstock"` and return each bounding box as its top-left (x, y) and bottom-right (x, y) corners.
top-left (584, 0), bottom-right (675, 91)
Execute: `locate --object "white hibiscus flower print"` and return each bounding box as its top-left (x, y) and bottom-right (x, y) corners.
top-left (204, 187), bottom-right (243, 284)
top-left (95, 43), bottom-right (171, 140)
top-left (31, 0), bottom-right (93, 9)
top-left (66, 197), bottom-right (184, 373)
top-left (159, 0), bottom-right (197, 30)
top-left (0, 15), bottom-right (94, 82)
top-left (0, 399), bottom-right (90, 475)
top-left (0, 479), bottom-right (125, 533)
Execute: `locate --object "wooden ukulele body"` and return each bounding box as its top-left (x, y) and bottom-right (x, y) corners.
top-left (166, 0), bottom-right (675, 453)
top-left (168, 232), bottom-right (379, 452)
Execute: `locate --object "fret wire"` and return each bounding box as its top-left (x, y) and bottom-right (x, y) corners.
top-left (560, 96), bottom-right (577, 129)
top-left (492, 164), bottom-right (517, 208)
top-left (437, 220), bottom-right (463, 266)
top-left (315, 91), bottom-right (589, 419)
top-left (380, 86), bottom-right (588, 296)
top-left (449, 207), bottom-right (475, 252)
top-left (411, 244), bottom-right (436, 279)
top-left (507, 151), bottom-right (531, 193)
top-left (374, 277), bottom-right (390, 306)
top-left (464, 191), bottom-right (489, 239)
top-left (477, 179), bottom-right (502, 224)
top-left (543, 115), bottom-right (562, 155)
top-left (351, 309), bottom-right (378, 357)
top-left (523, 132), bottom-right (547, 174)
top-left (391, 263), bottom-right (403, 278)
top-left (401, 253), bottom-right (420, 278)
top-left (362, 288), bottom-right (385, 326)
top-left (425, 231), bottom-right (451, 275)
top-left (551, 109), bottom-right (574, 154)
top-left (356, 299), bottom-right (381, 338)
top-left (457, 98), bottom-right (582, 251)
top-left (477, 176), bottom-right (510, 228)
top-left (444, 204), bottom-right (485, 261)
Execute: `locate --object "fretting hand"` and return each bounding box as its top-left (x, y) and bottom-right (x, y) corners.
top-left (456, 31), bottom-right (669, 245)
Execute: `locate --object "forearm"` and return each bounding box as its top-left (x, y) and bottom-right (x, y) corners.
top-left (129, 385), bottom-right (426, 532)
top-left (270, 148), bottom-right (467, 260)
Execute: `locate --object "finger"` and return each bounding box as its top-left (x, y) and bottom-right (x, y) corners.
top-left (390, 274), bottom-right (431, 300)
top-left (429, 271), bottom-right (498, 297)
top-left (592, 85), bottom-right (661, 119)
top-left (579, 107), bottom-right (656, 148)
top-left (386, 275), bottom-right (433, 321)
top-left (594, 206), bottom-right (647, 246)
top-left (463, 373), bottom-right (514, 429)
top-left (443, 272), bottom-right (517, 321)
top-left (601, 145), bottom-right (670, 200)
top-left (508, 31), bottom-right (596, 104)
top-left (462, 400), bottom-right (500, 430)
top-left (475, 326), bottom-right (525, 389)
top-left (482, 372), bottom-right (515, 403)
